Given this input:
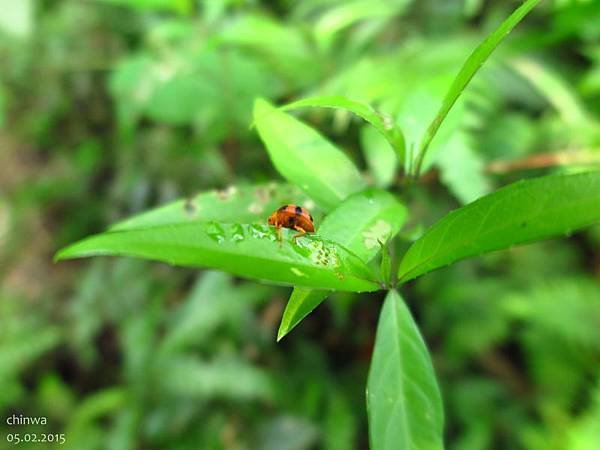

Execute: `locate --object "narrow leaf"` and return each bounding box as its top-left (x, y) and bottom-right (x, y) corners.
top-left (367, 290), bottom-right (444, 450)
top-left (56, 223), bottom-right (379, 292)
top-left (111, 183), bottom-right (309, 231)
top-left (398, 171), bottom-right (600, 283)
top-left (282, 95), bottom-right (405, 164)
top-left (278, 189), bottom-right (406, 340)
top-left (413, 0), bottom-right (542, 175)
top-left (278, 287), bottom-right (328, 341)
top-left (254, 98), bottom-right (365, 211)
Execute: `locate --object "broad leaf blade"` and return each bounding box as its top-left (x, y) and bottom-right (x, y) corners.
top-left (111, 183), bottom-right (309, 231)
top-left (278, 189), bottom-right (407, 340)
top-left (367, 290), bottom-right (444, 450)
top-left (317, 189), bottom-right (407, 262)
top-left (56, 223), bottom-right (379, 292)
top-left (413, 0), bottom-right (542, 175)
top-left (398, 171), bottom-right (600, 283)
top-left (282, 95), bottom-right (405, 164)
top-left (254, 98), bottom-right (365, 211)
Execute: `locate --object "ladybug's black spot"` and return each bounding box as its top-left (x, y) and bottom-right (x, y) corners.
top-left (279, 205), bottom-right (288, 211)
top-left (287, 216), bottom-right (296, 227)
top-left (295, 206), bottom-right (303, 215)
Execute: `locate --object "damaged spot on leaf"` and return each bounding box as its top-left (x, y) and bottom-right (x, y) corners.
top-left (215, 186), bottom-right (238, 200)
top-left (363, 219), bottom-right (392, 250)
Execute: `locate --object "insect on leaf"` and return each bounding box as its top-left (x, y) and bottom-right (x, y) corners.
top-left (56, 222), bottom-right (380, 292)
top-left (111, 183), bottom-right (309, 231)
top-left (278, 189), bottom-right (406, 340)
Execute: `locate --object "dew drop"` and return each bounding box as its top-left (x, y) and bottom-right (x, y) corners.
top-left (206, 221), bottom-right (226, 243)
top-left (230, 223), bottom-right (245, 243)
top-left (250, 223), bottom-right (273, 240)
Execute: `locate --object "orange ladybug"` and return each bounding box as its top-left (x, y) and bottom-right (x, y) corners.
top-left (268, 204), bottom-right (315, 241)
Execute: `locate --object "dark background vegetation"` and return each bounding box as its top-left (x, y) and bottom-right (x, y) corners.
top-left (1, 0), bottom-right (600, 449)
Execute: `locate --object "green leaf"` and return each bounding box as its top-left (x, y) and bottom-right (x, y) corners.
top-left (436, 132), bottom-right (491, 204)
top-left (278, 189), bottom-right (406, 340)
top-left (56, 223), bottom-right (379, 292)
top-left (282, 95), bottom-right (405, 165)
top-left (161, 356), bottom-right (273, 401)
top-left (510, 57), bottom-right (590, 126)
top-left (398, 171), bottom-right (600, 283)
top-left (98, 0), bottom-right (192, 14)
top-left (146, 74), bottom-right (214, 125)
top-left (160, 272), bottom-right (271, 354)
top-left (317, 189), bottom-right (407, 261)
top-left (361, 126), bottom-right (398, 188)
top-left (278, 287), bottom-right (326, 341)
top-left (313, 0), bottom-right (406, 50)
top-left (367, 290), bottom-right (444, 450)
top-left (221, 14), bottom-right (318, 89)
top-left (254, 98), bottom-right (365, 211)
top-left (110, 183), bottom-right (309, 231)
top-left (503, 277), bottom-right (600, 348)
top-left (0, 0), bottom-right (33, 38)
top-left (412, 0), bottom-right (542, 175)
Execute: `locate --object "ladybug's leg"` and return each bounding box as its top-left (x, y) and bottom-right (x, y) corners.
top-left (273, 219), bottom-right (285, 246)
top-left (292, 226), bottom-right (307, 244)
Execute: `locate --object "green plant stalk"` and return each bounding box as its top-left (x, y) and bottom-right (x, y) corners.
top-left (412, 0), bottom-right (542, 177)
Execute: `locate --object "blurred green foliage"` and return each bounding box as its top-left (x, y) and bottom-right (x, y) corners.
top-left (1, 0), bottom-right (599, 449)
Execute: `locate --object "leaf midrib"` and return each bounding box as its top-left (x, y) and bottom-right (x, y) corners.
top-left (58, 229), bottom-right (380, 288)
top-left (399, 187), bottom-right (599, 281)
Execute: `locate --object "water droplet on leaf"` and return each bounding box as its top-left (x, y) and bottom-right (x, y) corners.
top-left (206, 221), bottom-right (226, 243)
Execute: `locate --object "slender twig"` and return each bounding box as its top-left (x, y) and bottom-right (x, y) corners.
top-left (486, 149), bottom-right (600, 174)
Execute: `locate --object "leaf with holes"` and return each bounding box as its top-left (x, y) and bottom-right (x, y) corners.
top-left (278, 189), bottom-right (406, 340)
top-left (111, 183), bottom-right (310, 231)
top-left (56, 223), bottom-right (379, 292)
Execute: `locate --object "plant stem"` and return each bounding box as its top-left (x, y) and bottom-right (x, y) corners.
top-left (412, 0), bottom-right (543, 177)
